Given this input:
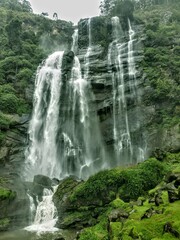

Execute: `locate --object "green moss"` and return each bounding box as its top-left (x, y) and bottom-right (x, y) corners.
top-left (62, 211), bottom-right (92, 227)
top-left (0, 218), bottom-right (10, 230)
top-left (135, 2), bottom-right (180, 127)
top-left (164, 152), bottom-right (180, 173)
top-left (70, 158), bottom-right (167, 205)
top-left (110, 222), bottom-right (123, 240)
top-left (120, 196), bottom-right (180, 240)
top-left (0, 187), bottom-right (16, 200)
top-left (79, 216), bottom-right (109, 240)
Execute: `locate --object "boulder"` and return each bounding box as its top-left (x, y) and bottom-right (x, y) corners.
top-left (108, 209), bottom-right (129, 222)
top-left (32, 175), bottom-right (52, 201)
top-left (33, 175), bottom-right (52, 188)
top-left (163, 222), bottom-right (180, 238)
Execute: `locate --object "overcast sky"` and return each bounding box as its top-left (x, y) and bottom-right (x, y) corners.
top-left (28, 0), bottom-right (101, 24)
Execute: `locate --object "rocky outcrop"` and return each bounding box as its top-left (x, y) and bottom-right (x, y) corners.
top-left (76, 16), bottom-right (180, 160)
top-left (53, 158), bottom-right (167, 230)
top-left (0, 115), bottom-right (30, 230)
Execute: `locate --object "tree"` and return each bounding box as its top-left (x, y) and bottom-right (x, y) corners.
top-left (100, 0), bottom-right (134, 20)
top-left (53, 12), bottom-right (58, 20)
top-left (21, 0), bottom-right (33, 12)
top-left (5, 18), bottom-right (22, 52)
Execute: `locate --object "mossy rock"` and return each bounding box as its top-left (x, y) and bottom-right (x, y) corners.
top-left (60, 211), bottom-right (96, 229)
top-left (70, 158), bottom-right (167, 205)
top-left (0, 187), bottom-right (16, 201)
top-left (79, 217), bottom-right (109, 240)
top-left (0, 218), bottom-right (10, 231)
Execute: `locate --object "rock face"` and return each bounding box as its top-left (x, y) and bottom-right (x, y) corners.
top-left (76, 16), bottom-right (180, 162)
top-left (0, 115), bottom-right (30, 230)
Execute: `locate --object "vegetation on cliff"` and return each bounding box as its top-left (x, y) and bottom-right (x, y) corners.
top-left (0, 0), bottom-right (73, 144)
top-left (53, 152), bottom-right (180, 240)
top-left (99, 0), bottom-right (180, 129)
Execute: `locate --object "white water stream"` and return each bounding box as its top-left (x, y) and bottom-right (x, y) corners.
top-left (24, 23), bottom-right (106, 233)
top-left (108, 16), bottom-right (133, 164)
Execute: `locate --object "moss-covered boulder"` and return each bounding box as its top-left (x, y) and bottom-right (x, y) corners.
top-left (53, 158), bottom-right (168, 231)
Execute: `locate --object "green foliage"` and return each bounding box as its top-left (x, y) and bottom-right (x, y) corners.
top-left (135, 2), bottom-right (180, 127)
top-left (70, 158), bottom-right (167, 203)
top-left (79, 216), bottom-right (109, 240)
top-left (0, 187), bottom-right (16, 200)
top-left (120, 196), bottom-right (180, 239)
top-left (0, 2), bottom-right (73, 120)
top-left (77, 153), bottom-right (180, 240)
top-left (0, 218), bottom-right (10, 231)
top-left (0, 93), bottom-right (19, 114)
top-left (0, 111), bottom-right (12, 131)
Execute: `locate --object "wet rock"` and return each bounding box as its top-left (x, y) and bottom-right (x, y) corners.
top-left (168, 190), bottom-right (179, 203)
top-left (62, 51), bottom-right (75, 81)
top-left (0, 174), bottom-right (29, 230)
top-left (32, 175), bottom-right (52, 201)
top-left (155, 193), bottom-right (163, 206)
top-left (136, 197), bottom-right (146, 206)
top-left (174, 177), bottom-right (180, 188)
top-left (153, 148), bottom-right (166, 161)
top-left (161, 182), bottom-right (176, 191)
top-left (165, 173), bottom-right (180, 183)
top-left (52, 178), bottom-right (60, 186)
top-left (108, 209), bottom-right (129, 222)
top-left (33, 175), bottom-right (52, 188)
top-left (163, 222), bottom-right (180, 238)
top-left (141, 207), bottom-right (164, 220)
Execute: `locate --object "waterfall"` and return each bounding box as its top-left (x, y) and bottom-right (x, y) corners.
top-left (71, 29), bottom-right (78, 54)
top-left (84, 18), bottom-right (92, 80)
top-left (108, 16), bottom-right (146, 164)
top-left (24, 52), bottom-right (64, 233)
top-left (25, 51), bottom-right (64, 180)
top-left (24, 25), bottom-right (107, 232)
top-left (128, 19), bottom-right (145, 162)
top-left (25, 188), bottom-right (58, 233)
top-left (128, 19), bottom-right (139, 101)
top-left (108, 17), bottom-right (133, 164)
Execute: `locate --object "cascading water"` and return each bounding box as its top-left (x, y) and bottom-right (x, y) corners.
top-left (128, 19), bottom-right (139, 101)
top-left (24, 25), bottom-right (107, 232)
top-left (24, 51), bottom-right (64, 233)
top-left (25, 51), bottom-right (64, 180)
top-left (127, 19), bottom-right (145, 162)
top-left (108, 16), bottom-right (146, 164)
top-left (71, 29), bottom-right (78, 54)
top-left (84, 18), bottom-right (92, 80)
top-left (25, 188), bottom-right (58, 233)
top-left (56, 25), bottom-right (106, 179)
top-left (108, 16), bottom-right (133, 164)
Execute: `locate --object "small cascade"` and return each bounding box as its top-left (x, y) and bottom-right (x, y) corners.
top-left (128, 19), bottom-right (145, 162)
top-left (108, 16), bottom-right (133, 164)
top-left (25, 188), bottom-right (58, 233)
top-left (84, 18), bottom-right (92, 80)
top-left (71, 29), bottom-right (78, 54)
top-left (128, 19), bottom-right (138, 101)
top-left (27, 193), bottom-right (36, 223)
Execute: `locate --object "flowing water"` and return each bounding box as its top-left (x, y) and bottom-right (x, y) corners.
top-left (108, 16), bottom-right (133, 164)
top-left (24, 25), bottom-right (106, 233)
top-left (23, 16), bottom-right (146, 234)
top-left (108, 16), bottom-right (145, 164)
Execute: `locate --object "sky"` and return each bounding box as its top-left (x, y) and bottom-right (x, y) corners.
top-left (28, 0), bottom-right (102, 24)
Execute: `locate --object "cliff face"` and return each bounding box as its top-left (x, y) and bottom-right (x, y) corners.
top-left (76, 15), bottom-right (179, 164)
